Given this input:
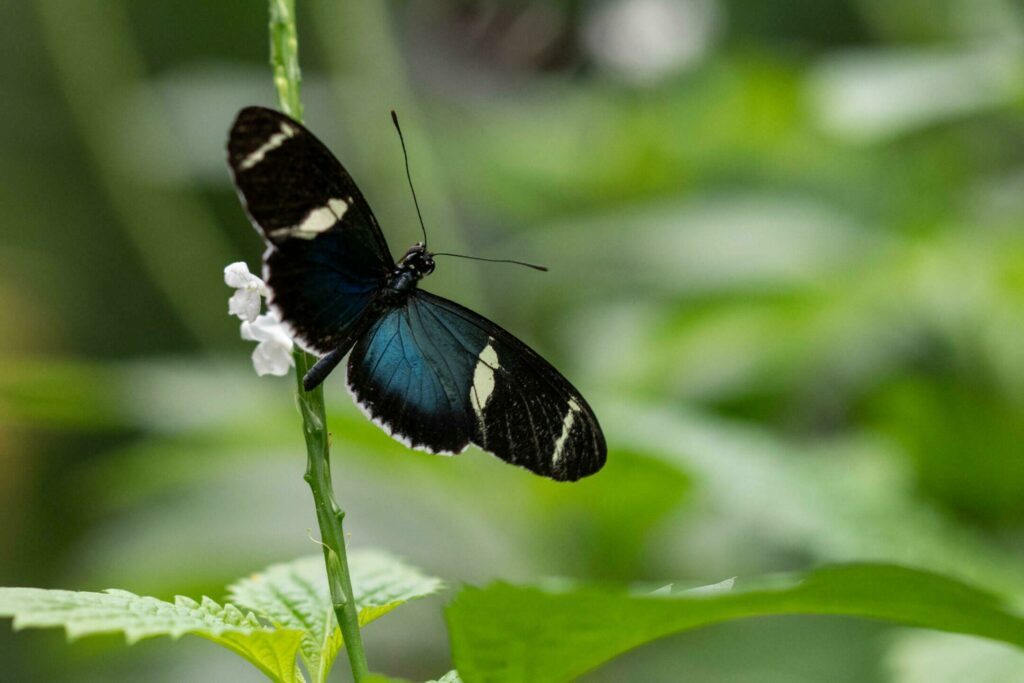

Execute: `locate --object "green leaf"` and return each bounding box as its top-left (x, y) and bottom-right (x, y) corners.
top-left (0, 587), bottom-right (305, 683)
top-left (0, 551), bottom-right (441, 683)
top-left (348, 549), bottom-right (445, 625)
top-left (228, 550), bottom-right (443, 682)
top-left (447, 563), bottom-right (1024, 683)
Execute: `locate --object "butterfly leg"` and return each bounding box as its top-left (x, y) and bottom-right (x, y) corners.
top-left (301, 312), bottom-right (381, 391)
top-left (303, 348), bottom-right (347, 391)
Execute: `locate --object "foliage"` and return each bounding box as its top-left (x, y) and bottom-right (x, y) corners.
top-left (4, 0), bottom-right (1024, 681)
top-left (0, 552), bottom-right (441, 683)
top-left (0, 587), bottom-right (303, 682)
top-left (447, 564), bottom-right (1024, 682)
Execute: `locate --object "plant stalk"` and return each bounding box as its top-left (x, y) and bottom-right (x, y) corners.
top-left (269, 0), bottom-right (370, 680)
top-left (293, 351), bottom-right (369, 682)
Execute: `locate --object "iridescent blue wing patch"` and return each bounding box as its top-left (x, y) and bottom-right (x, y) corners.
top-left (346, 291), bottom-right (606, 481)
top-left (227, 106), bottom-right (391, 354)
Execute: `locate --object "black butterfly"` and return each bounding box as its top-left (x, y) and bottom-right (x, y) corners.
top-left (227, 107), bottom-right (605, 481)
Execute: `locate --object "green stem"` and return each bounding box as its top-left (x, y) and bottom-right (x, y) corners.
top-left (269, 1), bottom-right (369, 680)
top-left (270, 0), bottom-right (303, 122)
top-left (293, 352), bottom-right (369, 682)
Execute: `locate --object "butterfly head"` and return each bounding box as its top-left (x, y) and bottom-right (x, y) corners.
top-left (397, 242), bottom-right (435, 279)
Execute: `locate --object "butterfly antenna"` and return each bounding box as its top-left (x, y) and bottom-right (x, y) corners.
top-left (391, 110), bottom-right (429, 248)
top-left (432, 252), bottom-right (549, 272)
top-left (391, 111), bottom-right (545, 273)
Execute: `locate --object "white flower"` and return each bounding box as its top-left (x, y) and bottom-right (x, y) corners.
top-left (241, 312), bottom-right (295, 376)
top-left (224, 261), bottom-right (267, 323)
top-left (224, 260), bottom-right (295, 376)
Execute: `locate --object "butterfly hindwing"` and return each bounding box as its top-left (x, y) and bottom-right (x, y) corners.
top-left (228, 106), bottom-right (392, 353)
top-left (345, 300), bottom-right (477, 455)
top-left (346, 291), bottom-right (606, 481)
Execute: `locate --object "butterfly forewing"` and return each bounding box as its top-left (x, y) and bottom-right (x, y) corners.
top-left (228, 107), bottom-right (391, 257)
top-left (228, 107), bottom-right (392, 353)
top-left (346, 291), bottom-right (606, 481)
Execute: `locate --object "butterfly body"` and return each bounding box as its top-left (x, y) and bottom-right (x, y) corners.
top-left (383, 243), bottom-right (434, 301)
top-left (228, 106), bottom-right (606, 481)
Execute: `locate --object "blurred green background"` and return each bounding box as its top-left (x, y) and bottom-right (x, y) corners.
top-left (3, 0), bottom-right (1024, 680)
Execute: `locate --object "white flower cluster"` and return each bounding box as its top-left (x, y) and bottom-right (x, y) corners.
top-left (224, 262), bottom-right (294, 376)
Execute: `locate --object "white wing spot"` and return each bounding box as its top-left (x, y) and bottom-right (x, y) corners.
top-left (552, 400), bottom-right (581, 466)
top-left (269, 198), bottom-right (349, 240)
top-left (239, 122), bottom-right (296, 170)
top-left (470, 340), bottom-right (499, 418)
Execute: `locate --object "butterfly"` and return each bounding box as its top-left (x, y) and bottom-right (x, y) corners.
top-left (227, 106), bottom-right (606, 481)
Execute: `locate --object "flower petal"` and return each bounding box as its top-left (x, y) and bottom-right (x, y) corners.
top-left (224, 261), bottom-right (255, 288)
top-left (251, 339), bottom-right (294, 376)
top-left (240, 312), bottom-right (294, 376)
top-left (241, 313), bottom-right (291, 342)
top-left (229, 288), bottom-right (262, 323)
top-left (224, 261), bottom-right (268, 295)
top-left (240, 319), bottom-right (259, 343)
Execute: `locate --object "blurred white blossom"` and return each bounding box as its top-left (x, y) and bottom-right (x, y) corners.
top-left (584, 0), bottom-right (718, 85)
top-left (241, 312), bottom-right (295, 377)
top-left (224, 261), bottom-right (267, 323)
top-left (224, 261), bottom-right (294, 376)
